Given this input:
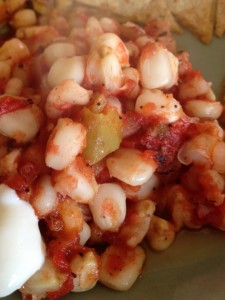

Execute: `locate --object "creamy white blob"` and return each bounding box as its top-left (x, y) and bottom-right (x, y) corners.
top-left (0, 184), bottom-right (46, 297)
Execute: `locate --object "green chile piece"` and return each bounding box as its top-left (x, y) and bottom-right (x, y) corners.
top-left (82, 108), bottom-right (122, 165)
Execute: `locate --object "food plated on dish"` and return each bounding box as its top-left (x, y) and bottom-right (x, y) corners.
top-left (0, 1), bottom-right (225, 299)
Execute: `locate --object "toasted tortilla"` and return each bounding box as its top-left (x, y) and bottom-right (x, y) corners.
top-left (215, 0), bottom-right (225, 37)
top-left (75, 0), bottom-right (181, 32)
top-left (167, 0), bottom-right (217, 43)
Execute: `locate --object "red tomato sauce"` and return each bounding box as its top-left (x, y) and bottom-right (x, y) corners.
top-left (122, 114), bottom-right (190, 172)
top-left (0, 95), bottom-right (32, 116)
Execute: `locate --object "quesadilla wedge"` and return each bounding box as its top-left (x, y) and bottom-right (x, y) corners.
top-left (76, 0), bottom-right (181, 32)
top-left (167, 0), bottom-right (217, 43)
top-left (215, 0), bottom-right (225, 37)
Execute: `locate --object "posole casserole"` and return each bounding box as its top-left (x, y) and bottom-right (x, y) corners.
top-left (0, 1), bottom-right (225, 299)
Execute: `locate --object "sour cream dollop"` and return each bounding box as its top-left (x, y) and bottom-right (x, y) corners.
top-left (0, 184), bottom-right (46, 297)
